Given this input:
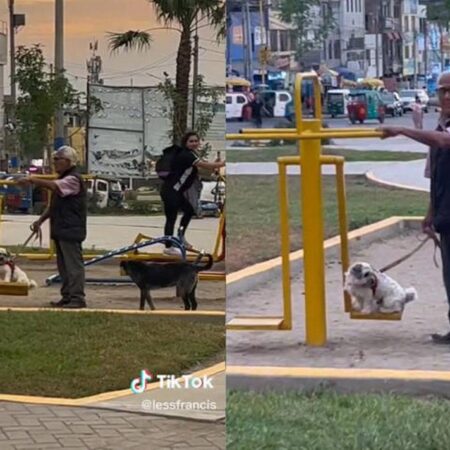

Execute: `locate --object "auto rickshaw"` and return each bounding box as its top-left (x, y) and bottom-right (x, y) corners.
top-left (326, 89), bottom-right (350, 117)
top-left (347, 90), bottom-right (385, 124)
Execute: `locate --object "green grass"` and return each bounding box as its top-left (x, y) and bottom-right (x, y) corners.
top-left (227, 390), bottom-right (450, 450)
top-left (0, 312), bottom-right (224, 398)
top-left (226, 146), bottom-right (426, 163)
top-left (227, 175), bottom-right (428, 272)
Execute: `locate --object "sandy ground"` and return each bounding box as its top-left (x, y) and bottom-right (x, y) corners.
top-left (0, 260), bottom-right (225, 311)
top-left (227, 232), bottom-right (450, 371)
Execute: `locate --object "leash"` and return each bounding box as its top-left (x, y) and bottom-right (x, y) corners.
top-left (379, 234), bottom-right (441, 273)
top-left (11, 226), bottom-right (43, 261)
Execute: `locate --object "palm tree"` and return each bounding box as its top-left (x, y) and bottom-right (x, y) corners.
top-left (108, 0), bottom-right (224, 144)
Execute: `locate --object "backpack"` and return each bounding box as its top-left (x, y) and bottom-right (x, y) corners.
top-left (155, 145), bottom-right (182, 180)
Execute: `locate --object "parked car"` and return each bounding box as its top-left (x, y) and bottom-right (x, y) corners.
top-left (226, 92), bottom-right (249, 120)
top-left (399, 89), bottom-right (429, 113)
top-left (380, 91), bottom-right (403, 117)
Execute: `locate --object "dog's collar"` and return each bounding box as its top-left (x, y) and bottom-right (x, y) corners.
top-left (5, 260), bottom-right (15, 278)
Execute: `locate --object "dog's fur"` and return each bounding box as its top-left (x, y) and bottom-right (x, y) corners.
top-left (344, 262), bottom-right (417, 314)
top-left (0, 248), bottom-right (37, 288)
top-left (120, 253), bottom-right (214, 310)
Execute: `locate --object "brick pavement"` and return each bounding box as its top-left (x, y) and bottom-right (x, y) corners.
top-left (0, 402), bottom-right (225, 449)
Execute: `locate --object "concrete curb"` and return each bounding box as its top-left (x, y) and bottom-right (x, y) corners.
top-left (227, 216), bottom-right (422, 299)
top-left (366, 170), bottom-right (429, 193)
top-left (227, 366), bottom-right (450, 397)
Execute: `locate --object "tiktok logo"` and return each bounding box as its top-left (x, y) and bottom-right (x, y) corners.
top-left (130, 369), bottom-right (153, 394)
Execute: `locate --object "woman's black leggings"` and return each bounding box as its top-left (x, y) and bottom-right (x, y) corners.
top-left (160, 183), bottom-right (195, 247)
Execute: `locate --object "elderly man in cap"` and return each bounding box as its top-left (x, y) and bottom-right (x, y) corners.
top-left (377, 72), bottom-right (450, 343)
top-left (18, 146), bottom-right (87, 308)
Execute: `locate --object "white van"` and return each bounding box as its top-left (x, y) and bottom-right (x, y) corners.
top-left (260, 90), bottom-right (292, 117)
top-left (87, 177), bottom-right (124, 208)
top-left (226, 92), bottom-right (249, 120)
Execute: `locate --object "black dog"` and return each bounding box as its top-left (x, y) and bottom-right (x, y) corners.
top-left (120, 253), bottom-right (213, 310)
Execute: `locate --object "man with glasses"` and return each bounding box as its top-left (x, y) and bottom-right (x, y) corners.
top-left (18, 146), bottom-right (87, 309)
top-left (377, 72), bottom-right (450, 343)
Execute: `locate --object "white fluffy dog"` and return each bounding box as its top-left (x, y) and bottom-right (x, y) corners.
top-left (344, 262), bottom-right (417, 314)
top-left (0, 247), bottom-right (37, 288)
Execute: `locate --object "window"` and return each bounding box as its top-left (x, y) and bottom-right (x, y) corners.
top-left (290, 31), bottom-right (296, 51)
top-left (226, 96), bottom-right (232, 104)
top-left (279, 93), bottom-right (290, 102)
top-left (351, 0), bottom-right (353, 12)
top-left (347, 0), bottom-right (349, 12)
top-left (237, 96), bottom-right (246, 104)
top-left (334, 40), bottom-right (341, 59)
top-left (411, 16), bottom-right (416, 32)
top-left (366, 49), bottom-right (371, 62)
top-left (405, 16), bottom-right (409, 32)
top-left (270, 30), bottom-right (278, 51)
top-left (328, 41), bottom-right (333, 59)
top-left (280, 30), bottom-right (289, 51)
top-left (97, 181), bottom-right (108, 192)
top-left (405, 45), bottom-right (410, 59)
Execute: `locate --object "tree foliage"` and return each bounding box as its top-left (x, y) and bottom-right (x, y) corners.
top-left (108, 0), bottom-right (224, 144)
top-left (15, 45), bottom-right (79, 159)
top-left (278, 0), bottom-right (335, 63)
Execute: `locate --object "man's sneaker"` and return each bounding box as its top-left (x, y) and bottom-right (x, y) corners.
top-left (61, 301), bottom-right (87, 309)
top-left (163, 247), bottom-right (182, 257)
top-left (50, 298), bottom-right (70, 307)
top-left (181, 238), bottom-right (194, 250)
top-left (431, 332), bottom-right (450, 344)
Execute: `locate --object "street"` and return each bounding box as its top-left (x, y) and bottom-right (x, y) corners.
top-left (226, 109), bottom-right (441, 133)
top-left (226, 110), bottom-right (440, 153)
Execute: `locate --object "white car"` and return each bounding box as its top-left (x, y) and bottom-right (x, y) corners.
top-left (226, 92), bottom-right (249, 120)
top-left (399, 89), bottom-right (429, 113)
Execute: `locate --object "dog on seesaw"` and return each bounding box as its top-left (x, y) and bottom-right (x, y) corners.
top-left (0, 247), bottom-right (37, 288)
top-left (344, 262), bottom-right (417, 314)
top-left (120, 253), bottom-right (213, 311)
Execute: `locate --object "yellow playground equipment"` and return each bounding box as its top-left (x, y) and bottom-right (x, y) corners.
top-left (226, 72), bottom-right (401, 347)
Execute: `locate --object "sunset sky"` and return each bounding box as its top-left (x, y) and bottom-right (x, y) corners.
top-left (0, 0), bottom-right (225, 92)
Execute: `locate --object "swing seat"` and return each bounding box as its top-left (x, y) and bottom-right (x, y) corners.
top-left (227, 316), bottom-right (285, 330)
top-left (0, 281), bottom-right (29, 296)
top-left (349, 310), bottom-right (402, 321)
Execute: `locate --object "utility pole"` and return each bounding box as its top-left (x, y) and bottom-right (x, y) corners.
top-left (54, 0), bottom-right (65, 150)
top-left (413, 28), bottom-right (417, 88)
top-left (259, 0), bottom-right (266, 85)
top-left (424, 20), bottom-right (428, 81)
top-left (245, 0), bottom-right (254, 83)
top-left (8, 0), bottom-right (15, 109)
top-left (191, 15), bottom-right (199, 130)
top-left (87, 41), bottom-right (103, 85)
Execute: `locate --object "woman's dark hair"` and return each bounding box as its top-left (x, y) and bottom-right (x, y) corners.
top-left (181, 131), bottom-right (200, 148)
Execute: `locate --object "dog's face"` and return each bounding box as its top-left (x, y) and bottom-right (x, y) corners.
top-left (347, 262), bottom-right (376, 287)
top-left (0, 248), bottom-right (11, 266)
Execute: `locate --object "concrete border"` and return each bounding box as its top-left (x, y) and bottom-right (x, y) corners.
top-left (227, 366), bottom-right (450, 397)
top-left (227, 216), bottom-right (422, 297)
top-left (366, 170), bottom-right (429, 193)
top-left (0, 307), bottom-right (225, 317)
top-left (0, 363), bottom-right (225, 406)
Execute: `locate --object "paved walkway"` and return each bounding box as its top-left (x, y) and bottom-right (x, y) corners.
top-left (0, 214), bottom-right (220, 252)
top-left (0, 402), bottom-right (225, 449)
top-left (227, 157), bottom-right (430, 192)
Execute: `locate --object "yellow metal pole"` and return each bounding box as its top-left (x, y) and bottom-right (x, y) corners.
top-left (295, 72), bottom-right (326, 346)
top-left (336, 162), bottom-right (351, 312)
top-left (278, 159), bottom-right (293, 330)
top-left (300, 120), bottom-right (327, 346)
top-left (213, 210), bottom-right (225, 261)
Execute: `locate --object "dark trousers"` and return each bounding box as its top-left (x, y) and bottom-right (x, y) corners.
top-left (440, 232), bottom-right (450, 324)
top-left (55, 240), bottom-right (85, 303)
top-left (160, 183), bottom-right (195, 247)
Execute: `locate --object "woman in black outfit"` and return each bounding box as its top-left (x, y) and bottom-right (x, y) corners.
top-left (160, 131), bottom-right (225, 256)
